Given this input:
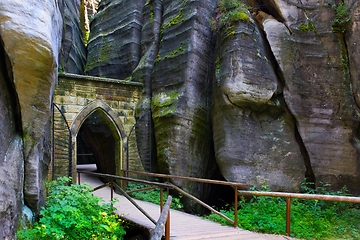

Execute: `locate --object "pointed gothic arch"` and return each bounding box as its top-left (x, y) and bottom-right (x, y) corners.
top-left (70, 100), bottom-right (127, 180)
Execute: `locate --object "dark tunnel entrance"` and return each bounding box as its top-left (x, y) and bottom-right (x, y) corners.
top-left (76, 109), bottom-right (120, 181)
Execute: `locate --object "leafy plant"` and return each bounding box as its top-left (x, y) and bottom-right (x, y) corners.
top-left (332, 2), bottom-right (350, 33)
top-left (126, 183), bottom-right (183, 210)
top-left (204, 183), bottom-right (360, 239)
top-left (17, 177), bottom-right (126, 240)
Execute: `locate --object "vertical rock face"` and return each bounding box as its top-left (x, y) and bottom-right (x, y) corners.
top-left (83, 0), bottom-right (360, 199)
top-left (0, 0), bottom-right (62, 235)
top-left (59, 0), bottom-right (87, 74)
top-left (212, 9), bottom-right (305, 191)
top-left (0, 44), bottom-right (24, 239)
top-left (150, 0), bottom-right (218, 209)
top-left (85, 0), bottom-right (146, 79)
top-left (132, 0), bottom-right (163, 173)
top-left (258, 0), bottom-right (360, 193)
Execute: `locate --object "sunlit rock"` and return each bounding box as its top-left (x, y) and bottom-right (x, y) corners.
top-left (0, 0), bottom-right (62, 229)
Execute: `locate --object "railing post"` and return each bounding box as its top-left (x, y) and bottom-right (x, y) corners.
top-left (160, 187), bottom-right (164, 212)
top-left (77, 171), bottom-right (80, 184)
top-left (234, 186), bottom-right (238, 228)
top-left (110, 180), bottom-right (114, 201)
top-left (286, 197), bottom-right (291, 236)
top-left (122, 170), bottom-right (128, 189)
top-left (165, 210), bottom-right (170, 240)
top-left (165, 178), bottom-right (170, 240)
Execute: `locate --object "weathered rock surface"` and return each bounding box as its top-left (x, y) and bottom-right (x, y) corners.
top-left (0, 0), bottom-right (62, 236)
top-left (59, 0), bottom-right (87, 74)
top-left (0, 44), bottom-right (24, 239)
top-left (84, 0), bottom-right (146, 79)
top-left (212, 11), bottom-right (305, 192)
top-left (1, 1), bottom-right (360, 234)
top-left (84, 0), bottom-right (360, 198)
top-left (258, 0), bottom-right (360, 193)
top-left (149, 0), bottom-right (218, 209)
top-left (132, 0), bottom-right (163, 173)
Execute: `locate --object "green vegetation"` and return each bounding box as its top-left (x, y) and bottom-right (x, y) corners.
top-left (298, 19), bottom-right (316, 32)
top-left (99, 38), bottom-right (114, 62)
top-left (167, 43), bottom-right (186, 58)
top-left (204, 183), bottom-right (360, 239)
top-left (332, 2), bottom-right (350, 33)
top-left (85, 37), bottom-right (114, 72)
top-left (218, 0), bottom-right (250, 26)
top-left (161, 0), bottom-right (188, 33)
top-left (155, 43), bottom-right (186, 63)
top-left (126, 183), bottom-right (184, 210)
top-left (17, 177), bottom-right (126, 240)
top-left (151, 91), bottom-right (180, 118)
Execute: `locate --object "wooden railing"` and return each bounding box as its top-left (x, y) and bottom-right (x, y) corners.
top-left (78, 169), bottom-right (360, 238)
top-left (77, 170), bottom-right (174, 240)
top-left (121, 170), bottom-right (360, 237)
top-left (237, 190), bottom-right (360, 236)
top-left (150, 196), bottom-right (172, 240)
top-left (122, 169), bottom-right (249, 228)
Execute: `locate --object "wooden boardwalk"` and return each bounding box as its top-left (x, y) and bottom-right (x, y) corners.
top-left (77, 168), bottom-right (296, 240)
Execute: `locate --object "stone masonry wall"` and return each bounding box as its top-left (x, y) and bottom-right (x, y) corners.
top-left (53, 73), bottom-right (144, 174)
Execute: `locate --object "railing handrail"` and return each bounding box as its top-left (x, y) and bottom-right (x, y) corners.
top-left (122, 169), bottom-right (249, 189)
top-left (238, 189), bottom-right (360, 237)
top-left (77, 170), bottom-right (174, 189)
top-left (151, 196), bottom-right (172, 240)
top-left (122, 169), bottom-right (360, 237)
top-left (121, 169), bottom-right (247, 228)
top-left (76, 170), bottom-right (173, 240)
top-left (238, 190), bottom-right (360, 203)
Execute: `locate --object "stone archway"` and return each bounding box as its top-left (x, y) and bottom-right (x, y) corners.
top-left (70, 100), bottom-right (127, 181)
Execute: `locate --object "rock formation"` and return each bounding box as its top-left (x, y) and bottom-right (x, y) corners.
top-left (257, 0), bottom-right (360, 193)
top-left (59, 0), bottom-right (87, 74)
top-left (212, 5), bottom-right (305, 192)
top-left (84, 0), bottom-right (145, 79)
top-left (0, 0), bottom-right (62, 237)
top-left (85, 0), bottom-right (360, 197)
top-left (0, 43), bottom-right (24, 239)
top-left (2, 0), bottom-right (360, 234)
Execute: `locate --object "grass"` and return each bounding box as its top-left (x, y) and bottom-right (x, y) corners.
top-left (125, 180), bottom-right (360, 239)
top-left (126, 182), bottom-right (184, 210)
top-left (204, 184), bottom-right (360, 239)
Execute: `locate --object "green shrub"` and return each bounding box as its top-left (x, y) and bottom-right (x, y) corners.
top-left (17, 177), bottom-right (126, 240)
top-left (204, 183), bottom-right (360, 239)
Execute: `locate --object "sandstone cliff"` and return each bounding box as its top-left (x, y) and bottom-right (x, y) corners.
top-left (85, 0), bottom-right (360, 202)
top-left (0, 0), bottom-right (62, 237)
top-left (2, 0), bottom-right (360, 235)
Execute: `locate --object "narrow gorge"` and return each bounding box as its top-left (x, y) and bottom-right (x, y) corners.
top-left (1, 0), bottom-right (360, 237)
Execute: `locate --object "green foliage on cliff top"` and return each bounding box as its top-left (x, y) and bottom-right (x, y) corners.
top-left (17, 177), bottom-right (126, 240)
top-left (205, 183), bottom-right (360, 239)
top-left (218, 0), bottom-right (250, 26)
